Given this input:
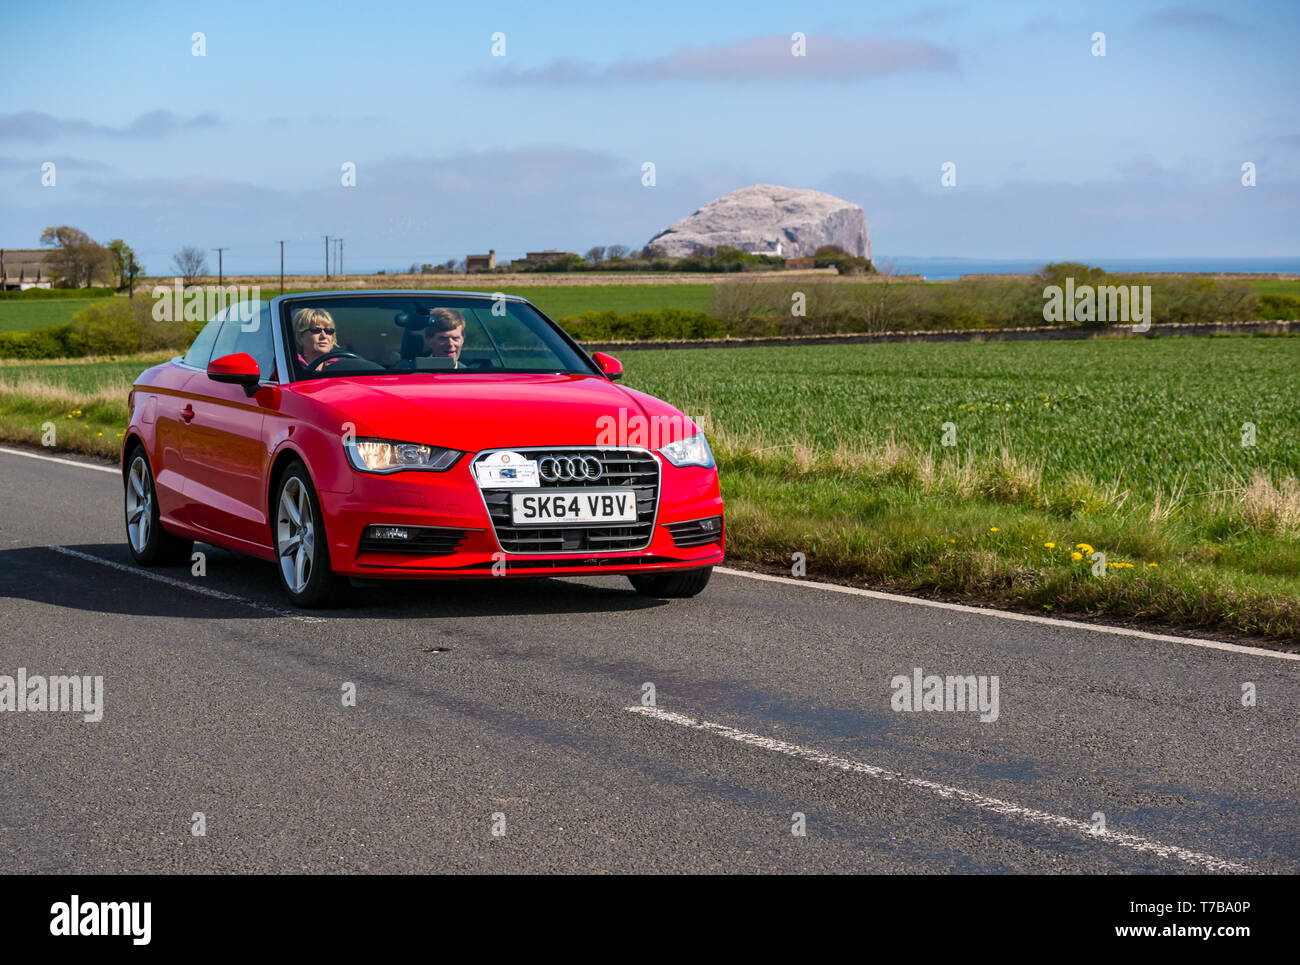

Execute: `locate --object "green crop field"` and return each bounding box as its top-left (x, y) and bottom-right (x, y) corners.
top-left (620, 336), bottom-right (1300, 495)
top-left (2, 336), bottom-right (1297, 641)
top-left (441, 283), bottom-right (715, 317)
top-left (1245, 280), bottom-right (1300, 297)
top-left (0, 298), bottom-right (110, 333)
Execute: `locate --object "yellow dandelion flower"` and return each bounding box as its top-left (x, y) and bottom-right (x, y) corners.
top-left (1043, 542), bottom-right (1056, 548)
top-left (1148, 562), bottom-right (1158, 568)
top-left (1075, 543), bottom-right (1094, 554)
top-left (990, 527), bottom-right (999, 532)
top-left (1071, 551), bottom-right (1083, 561)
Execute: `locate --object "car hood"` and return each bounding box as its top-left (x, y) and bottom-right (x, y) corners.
top-left (292, 373), bottom-right (698, 451)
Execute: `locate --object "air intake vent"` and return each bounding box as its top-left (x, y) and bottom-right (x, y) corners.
top-left (665, 516), bottom-right (723, 548)
top-left (359, 525), bottom-right (471, 555)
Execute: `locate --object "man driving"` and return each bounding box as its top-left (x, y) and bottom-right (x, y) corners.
top-left (422, 308), bottom-right (465, 366)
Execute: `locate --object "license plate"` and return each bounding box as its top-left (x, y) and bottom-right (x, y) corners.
top-left (511, 490), bottom-right (637, 525)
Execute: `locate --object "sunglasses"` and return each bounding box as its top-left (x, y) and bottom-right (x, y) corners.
top-left (306, 326), bottom-right (335, 336)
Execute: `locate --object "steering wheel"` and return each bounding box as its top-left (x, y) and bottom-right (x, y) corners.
top-left (306, 350), bottom-right (361, 372)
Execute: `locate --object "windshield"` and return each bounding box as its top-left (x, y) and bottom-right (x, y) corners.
top-left (279, 294), bottom-right (596, 380)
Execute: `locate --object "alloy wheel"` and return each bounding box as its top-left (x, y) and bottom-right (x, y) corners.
top-left (125, 455), bottom-right (152, 554)
top-left (276, 476), bottom-right (314, 594)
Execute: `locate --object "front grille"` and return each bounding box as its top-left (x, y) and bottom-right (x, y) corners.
top-left (359, 526), bottom-right (471, 555)
top-left (476, 447), bottom-right (659, 553)
top-left (666, 516), bottom-right (723, 548)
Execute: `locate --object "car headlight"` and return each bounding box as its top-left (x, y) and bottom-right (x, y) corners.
top-left (344, 437), bottom-right (462, 473)
top-left (658, 432), bottom-right (715, 468)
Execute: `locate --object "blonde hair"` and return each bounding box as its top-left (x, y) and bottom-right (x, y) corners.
top-left (293, 307), bottom-right (336, 337)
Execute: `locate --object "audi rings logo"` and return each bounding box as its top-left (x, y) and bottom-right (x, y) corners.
top-left (539, 456), bottom-right (604, 482)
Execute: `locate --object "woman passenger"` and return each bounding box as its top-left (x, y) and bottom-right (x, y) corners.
top-left (292, 308), bottom-right (338, 369)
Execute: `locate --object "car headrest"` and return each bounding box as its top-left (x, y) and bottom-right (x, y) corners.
top-left (400, 328), bottom-right (429, 358)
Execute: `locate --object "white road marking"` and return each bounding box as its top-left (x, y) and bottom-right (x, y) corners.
top-left (717, 567), bottom-right (1300, 661)
top-left (0, 445), bottom-right (119, 474)
top-left (4, 446), bottom-right (1294, 658)
top-left (627, 705), bottom-right (1250, 873)
top-left (47, 545), bottom-right (324, 623)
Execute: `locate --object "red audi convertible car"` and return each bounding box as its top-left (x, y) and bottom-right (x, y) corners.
top-left (121, 291), bottom-right (724, 606)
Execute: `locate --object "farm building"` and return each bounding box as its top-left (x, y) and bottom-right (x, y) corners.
top-left (465, 250), bottom-right (496, 273)
top-left (0, 248), bottom-right (54, 290)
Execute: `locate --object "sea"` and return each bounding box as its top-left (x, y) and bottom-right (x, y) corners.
top-left (883, 257), bottom-right (1300, 281)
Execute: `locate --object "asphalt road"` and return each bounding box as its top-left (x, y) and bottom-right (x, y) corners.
top-left (1, 446), bottom-right (1296, 873)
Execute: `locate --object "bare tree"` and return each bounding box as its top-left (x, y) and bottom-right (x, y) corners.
top-left (171, 246), bottom-right (209, 285)
top-left (40, 226), bottom-right (113, 288)
top-left (606, 244), bottom-right (630, 260)
top-left (852, 259), bottom-right (907, 333)
top-left (584, 245), bottom-right (606, 264)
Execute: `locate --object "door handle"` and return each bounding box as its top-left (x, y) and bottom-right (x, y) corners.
top-left (180, 404), bottom-right (195, 423)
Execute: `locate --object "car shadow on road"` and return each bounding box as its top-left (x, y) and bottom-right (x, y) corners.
top-left (347, 574), bottom-right (670, 619)
top-left (0, 544), bottom-right (669, 620)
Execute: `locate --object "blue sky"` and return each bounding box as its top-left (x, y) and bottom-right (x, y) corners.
top-left (1, 0), bottom-right (1296, 273)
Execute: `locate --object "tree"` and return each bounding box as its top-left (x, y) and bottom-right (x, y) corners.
top-left (606, 244), bottom-right (630, 260)
top-left (39, 226), bottom-right (114, 288)
top-left (584, 246), bottom-right (606, 264)
top-left (171, 246), bottom-right (209, 285)
top-left (106, 239), bottom-right (143, 290)
top-left (813, 245), bottom-right (873, 275)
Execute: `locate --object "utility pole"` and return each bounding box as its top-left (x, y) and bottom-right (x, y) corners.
top-left (214, 247), bottom-right (227, 286)
top-left (337, 238), bottom-right (344, 278)
top-left (323, 235), bottom-right (330, 280)
top-left (278, 240), bottom-right (286, 294)
top-left (128, 252), bottom-right (136, 299)
top-left (0, 250), bottom-right (6, 291)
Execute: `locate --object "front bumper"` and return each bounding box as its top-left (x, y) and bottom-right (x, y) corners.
top-left (317, 449), bottom-right (724, 579)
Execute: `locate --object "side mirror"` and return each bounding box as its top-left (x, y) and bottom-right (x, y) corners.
top-left (207, 352), bottom-right (262, 396)
top-left (592, 351), bottom-right (623, 381)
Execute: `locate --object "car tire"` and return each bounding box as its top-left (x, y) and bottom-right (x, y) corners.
top-left (273, 460), bottom-right (347, 608)
top-left (628, 566), bottom-right (713, 598)
top-left (124, 446), bottom-right (193, 566)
